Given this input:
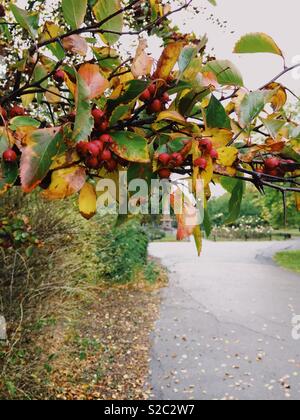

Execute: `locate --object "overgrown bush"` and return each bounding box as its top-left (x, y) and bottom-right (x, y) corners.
top-left (0, 189), bottom-right (158, 398)
top-left (97, 220), bottom-right (149, 284)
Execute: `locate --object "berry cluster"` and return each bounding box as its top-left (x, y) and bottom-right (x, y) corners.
top-left (194, 138), bottom-right (219, 170)
top-left (92, 108), bottom-right (110, 133)
top-left (76, 134), bottom-right (118, 172)
top-left (0, 104), bottom-right (25, 126)
top-left (257, 157), bottom-right (295, 177)
top-left (158, 151), bottom-right (185, 179)
top-left (140, 83), bottom-right (170, 114)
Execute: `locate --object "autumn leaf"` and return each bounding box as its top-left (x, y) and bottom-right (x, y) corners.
top-left (153, 41), bottom-right (184, 80)
top-left (79, 183), bottom-right (97, 220)
top-left (131, 39), bottom-right (154, 78)
top-left (62, 35), bottom-right (88, 56)
top-left (217, 146), bottom-right (238, 167)
top-left (156, 111), bottom-right (187, 125)
top-left (78, 64), bottom-right (109, 100)
top-left (20, 127), bottom-right (64, 193)
top-left (42, 166), bottom-right (86, 200)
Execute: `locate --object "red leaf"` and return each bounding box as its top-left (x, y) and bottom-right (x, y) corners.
top-left (78, 63), bottom-right (109, 100)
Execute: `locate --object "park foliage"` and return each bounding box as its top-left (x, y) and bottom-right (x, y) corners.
top-left (0, 0), bottom-right (300, 254)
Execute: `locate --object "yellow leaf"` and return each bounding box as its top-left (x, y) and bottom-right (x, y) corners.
top-left (193, 225), bottom-right (203, 256)
top-left (156, 111), bottom-right (186, 125)
top-left (42, 166), bottom-right (86, 200)
top-left (131, 39), bottom-right (154, 78)
top-left (201, 156), bottom-right (214, 188)
top-left (39, 21), bottom-right (62, 43)
top-left (79, 182), bottom-right (97, 220)
top-left (202, 128), bottom-right (233, 149)
top-left (153, 41), bottom-right (184, 80)
top-left (22, 92), bottom-right (35, 107)
top-left (45, 86), bottom-right (61, 104)
top-left (217, 147), bottom-right (238, 167)
top-left (296, 193), bottom-right (300, 211)
top-left (266, 83), bottom-right (287, 111)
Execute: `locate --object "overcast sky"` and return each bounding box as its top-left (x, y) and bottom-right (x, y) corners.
top-left (176, 0), bottom-right (300, 95)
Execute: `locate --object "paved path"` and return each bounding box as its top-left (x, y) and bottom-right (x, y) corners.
top-left (148, 240), bottom-right (300, 400)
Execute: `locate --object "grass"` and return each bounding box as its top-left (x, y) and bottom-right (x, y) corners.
top-left (274, 250), bottom-right (300, 274)
top-left (0, 189), bottom-right (167, 400)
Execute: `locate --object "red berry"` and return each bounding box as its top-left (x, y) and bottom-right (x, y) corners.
top-left (264, 157), bottom-right (280, 170)
top-left (171, 152), bottom-right (184, 167)
top-left (10, 105), bottom-right (25, 118)
top-left (0, 5), bottom-right (5, 18)
top-left (158, 168), bottom-right (171, 179)
top-left (87, 142), bottom-right (101, 157)
top-left (92, 108), bottom-right (105, 121)
top-left (105, 159), bottom-right (118, 172)
top-left (210, 149), bottom-right (219, 160)
top-left (69, 111), bottom-right (76, 122)
top-left (101, 149), bottom-right (112, 161)
top-left (3, 149), bottom-right (17, 163)
top-left (158, 153), bottom-right (171, 166)
top-left (99, 134), bottom-right (113, 144)
top-left (85, 157), bottom-right (99, 169)
top-left (255, 168), bottom-right (265, 174)
top-left (148, 83), bottom-right (156, 96)
top-left (97, 120), bottom-right (109, 133)
top-left (194, 157), bottom-right (208, 170)
top-left (266, 169), bottom-right (280, 177)
top-left (161, 92), bottom-right (170, 103)
top-left (199, 138), bottom-right (213, 153)
top-left (76, 141), bottom-right (89, 157)
top-left (148, 99), bottom-right (163, 114)
top-left (54, 69), bottom-right (65, 84)
top-left (92, 140), bottom-right (104, 153)
top-left (140, 89), bottom-right (151, 102)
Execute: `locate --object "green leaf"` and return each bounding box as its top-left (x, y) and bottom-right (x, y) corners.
top-left (234, 33), bottom-right (283, 57)
top-left (178, 46), bottom-right (198, 75)
top-left (193, 225), bottom-right (203, 257)
top-left (93, 0), bottom-right (123, 46)
top-left (260, 118), bottom-right (286, 139)
top-left (221, 177), bottom-right (245, 224)
top-left (109, 104), bottom-right (131, 127)
top-left (20, 127), bottom-right (64, 192)
top-left (239, 91), bottom-right (269, 128)
top-left (281, 146), bottom-right (300, 164)
top-left (107, 80), bottom-right (149, 111)
top-left (10, 4), bottom-right (39, 39)
top-left (0, 161), bottom-right (18, 194)
top-left (0, 128), bottom-right (10, 156)
top-left (73, 71), bottom-right (94, 143)
top-left (9, 117), bottom-right (41, 130)
top-left (206, 95), bottom-right (231, 130)
top-left (202, 208), bottom-right (212, 237)
top-left (62, 0), bottom-right (87, 30)
top-left (203, 60), bottom-right (244, 87)
top-left (110, 132), bottom-right (150, 163)
top-left (92, 47), bottom-right (121, 70)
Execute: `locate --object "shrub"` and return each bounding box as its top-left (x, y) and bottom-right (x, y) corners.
top-left (97, 220), bottom-right (149, 284)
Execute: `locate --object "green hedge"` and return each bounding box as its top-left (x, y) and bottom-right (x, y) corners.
top-left (97, 220), bottom-right (149, 284)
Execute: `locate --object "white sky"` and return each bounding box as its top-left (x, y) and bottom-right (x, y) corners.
top-left (174, 0), bottom-right (300, 95)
